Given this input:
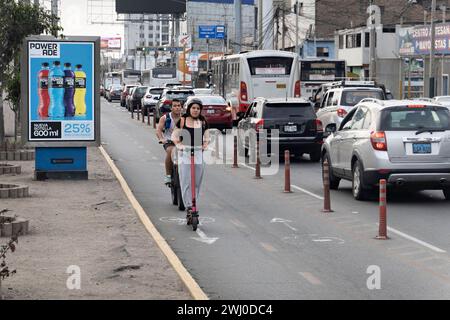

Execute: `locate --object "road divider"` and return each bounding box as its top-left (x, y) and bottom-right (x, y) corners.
top-left (232, 135), bottom-right (239, 168)
top-left (284, 150), bottom-right (291, 193)
top-left (255, 138), bottom-right (262, 179)
top-left (322, 159), bottom-right (333, 213)
top-left (376, 179), bottom-right (389, 240)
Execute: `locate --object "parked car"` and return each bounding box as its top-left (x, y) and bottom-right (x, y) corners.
top-left (237, 97), bottom-right (324, 161)
top-left (126, 86), bottom-right (137, 111)
top-left (141, 87), bottom-right (165, 115)
top-left (433, 96), bottom-right (450, 108)
top-left (184, 95), bottom-right (232, 130)
top-left (100, 84), bottom-right (105, 97)
top-left (121, 84), bottom-right (137, 107)
top-left (126, 86), bottom-right (148, 111)
top-left (193, 88), bottom-right (214, 95)
top-left (316, 81), bottom-right (386, 133)
top-left (106, 84), bottom-right (122, 102)
top-left (321, 99), bottom-right (450, 200)
top-left (154, 89), bottom-right (195, 123)
top-left (164, 82), bottom-right (182, 88)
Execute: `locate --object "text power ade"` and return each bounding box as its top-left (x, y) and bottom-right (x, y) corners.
top-left (37, 62), bottom-right (50, 118)
top-left (74, 64), bottom-right (86, 115)
top-left (63, 62), bottom-right (75, 117)
top-left (48, 61), bottom-right (65, 118)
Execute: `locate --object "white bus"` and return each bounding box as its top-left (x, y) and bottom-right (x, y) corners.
top-left (211, 50), bottom-right (300, 117)
top-left (299, 59), bottom-right (346, 98)
top-left (142, 66), bottom-right (177, 87)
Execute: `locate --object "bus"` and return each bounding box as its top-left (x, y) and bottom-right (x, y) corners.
top-left (298, 59), bottom-right (346, 98)
top-left (103, 71), bottom-right (121, 90)
top-left (141, 66), bottom-right (177, 87)
top-left (211, 50), bottom-right (300, 117)
top-left (120, 69), bottom-right (141, 85)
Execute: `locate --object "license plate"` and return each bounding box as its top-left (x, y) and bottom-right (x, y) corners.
top-left (207, 109), bottom-right (215, 114)
top-left (284, 125), bottom-right (297, 132)
top-left (413, 143), bottom-right (431, 154)
top-left (276, 83), bottom-right (286, 89)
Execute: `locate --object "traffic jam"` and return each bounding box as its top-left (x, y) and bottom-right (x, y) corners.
top-left (101, 49), bottom-right (450, 299)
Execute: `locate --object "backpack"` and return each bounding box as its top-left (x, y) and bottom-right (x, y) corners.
top-left (164, 113), bottom-right (172, 130)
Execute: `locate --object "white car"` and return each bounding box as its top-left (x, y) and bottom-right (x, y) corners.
top-left (316, 85), bottom-right (385, 134)
top-left (141, 87), bottom-right (164, 114)
top-left (433, 96), bottom-right (450, 108)
top-left (193, 88), bottom-right (214, 95)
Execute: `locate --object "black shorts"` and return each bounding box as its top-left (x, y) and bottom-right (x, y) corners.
top-left (163, 141), bottom-right (175, 151)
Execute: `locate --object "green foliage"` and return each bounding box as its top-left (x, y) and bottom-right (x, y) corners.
top-left (0, 0), bottom-right (62, 73)
top-left (4, 68), bottom-right (20, 112)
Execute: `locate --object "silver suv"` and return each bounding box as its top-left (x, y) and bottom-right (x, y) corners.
top-left (316, 81), bottom-right (385, 133)
top-left (321, 99), bottom-right (450, 200)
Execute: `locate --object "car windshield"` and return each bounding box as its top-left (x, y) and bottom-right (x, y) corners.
top-left (437, 97), bottom-right (450, 102)
top-left (149, 88), bottom-right (164, 95)
top-left (194, 89), bottom-right (213, 94)
top-left (263, 103), bottom-right (315, 118)
top-left (166, 91), bottom-right (194, 100)
top-left (198, 96), bottom-right (226, 105)
top-left (341, 90), bottom-right (384, 106)
top-left (112, 86), bottom-right (122, 91)
top-left (380, 106), bottom-right (450, 131)
top-left (134, 87), bottom-right (148, 95)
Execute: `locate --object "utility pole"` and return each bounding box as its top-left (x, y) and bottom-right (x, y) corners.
top-left (430, 0), bottom-right (436, 98)
top-left (369, 2), bottom-right (377, 81)
top-left (235, 0), bottom-right (242, 53)
top-left (258, 0), bottom-right (263, 49)
top-left (51, 0), bottom-right (58, 37)
top-left (295, 0), bottom-right (299, 54)
top-left (282, 4), bottom-right (285, 50)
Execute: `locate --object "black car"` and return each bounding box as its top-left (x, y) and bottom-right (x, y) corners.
top-left (107, 84), bottom-right (122, 102)
top-left (154, 89), bottom-right (194, 123)
top-left (128, 86), bottom-right (148, 111)
top-left (237, 97), bottom-right (324, 162)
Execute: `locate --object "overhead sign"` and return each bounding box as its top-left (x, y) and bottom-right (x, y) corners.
top-left (199, 25), bottom-right (226, 39)
top-left (21, 36), bottom-right (100, 146)
top-left (399, 23), bottom-right (450, 56)
top-left (101, 37), bottom-right (121, 50)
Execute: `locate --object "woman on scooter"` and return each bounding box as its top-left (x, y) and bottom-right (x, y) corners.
top-left (172, 99), bottom-right (210, 222)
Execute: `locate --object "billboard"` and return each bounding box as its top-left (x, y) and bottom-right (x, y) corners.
top-left (101, 37), bottom-right (121, 50)
top-left (399, 23), bottom-right (450, 56)
top-left (21, 36), bottom-right (100, 147)
top-left (115, 0), bottom-right (186, 14)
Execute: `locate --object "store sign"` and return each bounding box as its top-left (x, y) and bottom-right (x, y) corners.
top-left (101, 37), bottom-right (121, 50)
top-left (22, 37), bottom-right (100, 146)
top-left (399, 23), bottom-right (450, 56)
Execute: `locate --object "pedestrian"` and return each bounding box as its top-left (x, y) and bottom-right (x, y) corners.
top-left (172, 99), bottom-right (210, 219)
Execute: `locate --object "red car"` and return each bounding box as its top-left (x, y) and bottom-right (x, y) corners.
top-left (185, 95), bottom-right (233, 130)
top-left (120, 84), bottom-right (137, 107)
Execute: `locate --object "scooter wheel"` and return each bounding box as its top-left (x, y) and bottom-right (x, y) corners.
top-left (192, 216), bottom-right (199, 231)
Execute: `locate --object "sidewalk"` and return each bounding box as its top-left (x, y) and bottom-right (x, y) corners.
top-left (0, 147), bottom-right (192, 300)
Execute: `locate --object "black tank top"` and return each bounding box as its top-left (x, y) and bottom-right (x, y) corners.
top-left (178, 118), bottom-right (207, 147)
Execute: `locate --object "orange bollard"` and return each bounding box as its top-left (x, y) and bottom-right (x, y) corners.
top-left (153, 113), bottom-right (157, 129)
top-left (141, 107), bottom-right (145, 123)
top-left (284, 150), bottom-right (291, 193)
top-left (322, 159), bottom-right (333, 212)
top-left (376, 179), bottom-right (389, 240)
top-left (255, 137), bottom-right (262, 179)
top-left (148, 110), bottom-right (151, 126)
top-left (232, 135), bottom-right (239, 168)
top-left (137, 106), bottom-right (140, 121)
top-left (131, 107), bottom-right (134, 119)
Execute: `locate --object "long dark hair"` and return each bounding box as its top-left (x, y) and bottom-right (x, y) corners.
top-left (177, 99), bottom-right (208, 128)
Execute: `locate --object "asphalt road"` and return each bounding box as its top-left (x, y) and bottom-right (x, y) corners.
top-left (101, 99), bottom-right (450, 299)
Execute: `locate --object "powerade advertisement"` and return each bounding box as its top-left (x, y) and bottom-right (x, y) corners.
top-left (28, 41), bottom-right (95, 141)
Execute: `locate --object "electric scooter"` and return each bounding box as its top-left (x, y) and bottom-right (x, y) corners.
top-left (186, 145), bottom-right (202, 231)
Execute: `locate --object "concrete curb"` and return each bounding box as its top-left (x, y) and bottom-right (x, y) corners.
top-left (0, 183), bottom-right (29, 199)
top-left (0, 215), bottom-right (29, 237)
top-left (98, 146), bottom-right (209, 300)
top-left (0, 150), bottom-right (35, 161)
top-left (0, 164), bottom-right (22, 175)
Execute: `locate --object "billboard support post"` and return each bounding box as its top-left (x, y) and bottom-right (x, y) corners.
top-left (21, 35), bottom-right (100, 180)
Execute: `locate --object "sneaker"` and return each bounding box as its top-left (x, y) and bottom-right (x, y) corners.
top-left (164, 175), bottom-right (171, 185)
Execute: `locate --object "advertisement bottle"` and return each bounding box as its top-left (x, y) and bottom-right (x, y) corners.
top-left (48, 61), bottom-right (65, 118)
top-left (37, 62), bottom-right (50, 118)
top-left (63, 62), bottom-right (76, 117)
top-left (74, 64), bottom-right (87, 115)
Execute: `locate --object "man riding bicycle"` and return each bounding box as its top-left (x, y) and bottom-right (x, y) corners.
top-left (156, 99), bottom-right (182, 185)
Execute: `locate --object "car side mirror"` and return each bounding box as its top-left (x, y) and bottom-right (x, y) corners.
top-left (325, 123), bottom-right (337, 134)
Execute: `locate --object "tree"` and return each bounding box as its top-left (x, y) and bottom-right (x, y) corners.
top-left (0, 0), bottom-right (61, 147)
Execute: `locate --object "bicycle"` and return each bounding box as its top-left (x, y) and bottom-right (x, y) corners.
top-left (159, 141), bottom-right (185, 212)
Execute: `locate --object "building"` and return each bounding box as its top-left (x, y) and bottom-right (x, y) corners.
top-left (299, 38), bottom-right (335, 59)
top-left (123, 14), bottom-right (172, 70)
top-left (335, 25), bottom-right (400, 96)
